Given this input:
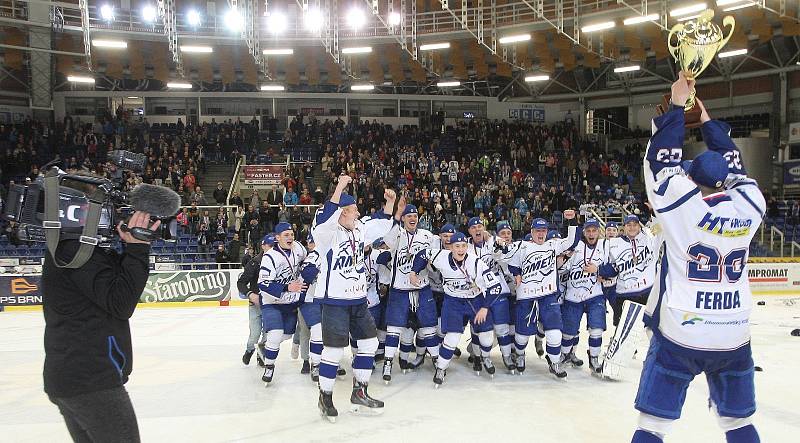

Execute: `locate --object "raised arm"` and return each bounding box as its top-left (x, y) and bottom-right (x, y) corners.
top-left (554, 225), bottom-right (581, 256)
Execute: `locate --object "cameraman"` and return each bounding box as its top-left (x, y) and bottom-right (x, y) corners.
top-left (43, 211), bottom-right (160, 443)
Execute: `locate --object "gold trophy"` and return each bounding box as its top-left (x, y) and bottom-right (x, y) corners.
top-left (657, 10), bottom-right (734, 127)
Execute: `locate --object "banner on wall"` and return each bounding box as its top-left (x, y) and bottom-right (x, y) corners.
top-left (0, 275), bottom-right (43, 306)
top-left (140, 270), bottom-right (242, 303)
top-left (243, 165), bottom-right (285, 185)
top-left (747, 263), bottom-right (800, 293)
top-left (788, 122), bottom-right (800, 144)
top-left (509, 104), bottom-right (545, 122)
top-left (783, 160), bottom-right (800, 185)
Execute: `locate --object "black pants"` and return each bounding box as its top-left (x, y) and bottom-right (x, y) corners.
top-left (49, 386), bottom-right (140, 443)
top-left (321, 302), bottom-right (377, 348)
top-left (611, 293), bottom-right (650, 327)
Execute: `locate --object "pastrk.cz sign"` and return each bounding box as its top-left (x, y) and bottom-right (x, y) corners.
top-left (141, 271), bottom-right (236, 303)
top-left (0, 275), bottom-right (43, 306)
top-left (243, 165), bottom-right (284, 185)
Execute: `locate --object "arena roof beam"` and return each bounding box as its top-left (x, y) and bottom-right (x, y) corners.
top-left (157, 0), bottom-right (184, 77)
top-left (79, 0), bottom-right (91, 70)
top-left (236, 0), bottom-right (269, 78)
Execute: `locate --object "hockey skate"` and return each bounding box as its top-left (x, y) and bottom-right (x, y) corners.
top-left (310, 364), bottom-right (320, 382)
top-left (318, 390), bottom-right (338, 423)
top-left (515, 354), bottom-right (526, 374)
top-left (482, 357), bottom-right (496, 378)
top-left (256, 345), bottom-right (266, 367)
top-left (472, 354), bottom-right (483, 375)
top-left (502, 354), bottom-right (517, 375)
top-left (242, 349), bottom-right (254, 366)
top-left (546, 355), bottom-right (568, 379)
top-left (301, 360), bottom-right (311, 374)
top-left (337, 367), bottom-right (347, 377)
top-left (408, 353), bottom-right (425, 370)
top-left (262, 364), bottom-right (275, 385)
top-left (382, 359), bottom-right (393, 384)
top-left (562, 350), bottom-right (584, 367)
top-left (587, 351), bottom-right (603, 376)
top-left (350, 379), bottom-right (384, 416)
top-left (534, 336), bottom-right (545, 358)
top-left (453, 347), bottom-right (462, 358)
top-left (433, 368), bottom-right (447, 388)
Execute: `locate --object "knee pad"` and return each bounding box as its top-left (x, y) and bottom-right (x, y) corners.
top-left (356, 337), bottom-right (378, 355)
top-left (310, 323), bottom-right (322, 341)
top-left (544, 329), bottom-right (561, 345)
top-left (637, 412), bottom-right (673, 438)
top-left (589, 328), bottom-right (603, 339)
top-left (443, 333), bottom-right (461, 349)
top-left (493, 323), bottom-right (510, 336)
top-left (265, 330), bottom-right (284, 346)
top-left (386, 325), bottom-right (404, 336)
top-left (418, 326), bottom-right (436, 338)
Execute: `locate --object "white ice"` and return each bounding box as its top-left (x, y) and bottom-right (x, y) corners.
top-left (1, 296), bottom-right (798, 443)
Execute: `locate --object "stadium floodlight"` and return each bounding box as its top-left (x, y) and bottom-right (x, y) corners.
top-left (67, 75), bottom-right (95, 83)
top-left (260, 84), bottom-right (285, 91)
top-left (525, 74), bottom-right (549, 82)
top-left (267, 12), bottom-right (287, 34)
top-left (716, 0), bottom-right (744, 5)
top-left (305, 8), bottom-right (324, 31)
top-left (718, 48), bottom-right (747, 58)
top-left (623, 14), bottom-right (659, 25)
top-left (420, 42), bottom-right (450, 51)
top-left (351, 84), bottom-right (375, 91)
top-left (187, 10), bottom-right (202, 27)
top-left (142, 5), bottom-right (157, 23)
top-left (677, 14), bottom-right (701, 22)
top-left (669, 3), bottom-right (707, 17)
top-left (614, 65), bottom-right (641, 73)
top-left (723, 2), bottom-right (754, 11)
top-left (92, 40), bottom-right (127, 49)
top-left (167, 82), bottom-right (193, 89)
top-left (181, 46), bottom-right (213, 53)
top-left (341, 46), bottom-right (372, 54)
top-left (126, 96), bottom-right (139, 99)
top-left (100, 4), bottom-right (114, 21)
top-left (225, 8), bottom-right (244, 32)
top-left (347, 9), bottom-right (366, 30)
top-left (263, 48), bottom-right (294, 55)
top-left (437, 80), bottom-right (460, 87)
top-left (582, 21), bottom-right (615, 33)
top-left (498, 34), bottom-right (531, 44)
top-left (388, 12), bottom-right (402, 26)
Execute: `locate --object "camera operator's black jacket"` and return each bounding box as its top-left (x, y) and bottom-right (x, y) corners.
top-left (237, 251), bottom-right (264, 298)
top-left (42, 240), bottom-right (150, 398)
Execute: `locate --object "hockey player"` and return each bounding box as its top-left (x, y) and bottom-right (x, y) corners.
top-left (601, 222), bottom-right (619, 302)
top-left (382, 205), bottom-right (439, 383)
top-left (466, 217), bottom-right (514, 374)
top-left (409, 232), bottom-right (504, 387)
top-left (600, 214), bottom-right (657, 327)
top-left (311, 175), bottom-right (398, 422)
top-left (429, 224), bottom-right (458, 358)
top-left (605, 221), bottom-right (619, 239)
top-left (631, 74), bottom-right (764, 443)
top-left (560, 218), bottom-right (609, 374)
top-left (257, 223), bottom-right (308, 384)
top-left (496, 222), bottom-right (520, 341)
top-left (508, 218), bottom-right (580, 377)
top-left (295, 234), bottom-right (327, 382)
top-left (365, 238), bottom-right (392, 364)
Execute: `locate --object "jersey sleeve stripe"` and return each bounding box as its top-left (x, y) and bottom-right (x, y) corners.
top-left (655, 187), bottom-right (700, 214)
top-left (654, 176), bottom-right (674, 197)
top-left (736, 188), bottom-right (766, 218)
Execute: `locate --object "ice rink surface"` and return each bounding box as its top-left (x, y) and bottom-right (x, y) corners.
top-left (1, 296), bottom-right (798, 443)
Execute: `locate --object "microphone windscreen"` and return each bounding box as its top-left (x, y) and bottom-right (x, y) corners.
top-left (130, 184), bottom-right (182, 218)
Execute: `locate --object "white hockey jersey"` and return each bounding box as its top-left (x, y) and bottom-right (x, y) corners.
top-left (643, 109), bottom-right (765, 354)
top-left (300, 249), bottom-right (321, 303)
top-left (311, 202), bottom-right (394, 305)
top-left (366, 248), bottom-right (391, 308)
top-left (258, 242), bottom-right (308, 305)
top-left (384, 224), bottom-right (437, 290)
top-left (605, 232), bottom-right (658, 296)
top-left (468, 235), bottom-right (511, 295)
top-left (563, 239), bottom-right (609, 303)
top-left (417, 249), bottom-right (502, 299)
top-left (509, 226), bottom-right (579, 300)
top-left (427, 238), bottom-right (447, 293)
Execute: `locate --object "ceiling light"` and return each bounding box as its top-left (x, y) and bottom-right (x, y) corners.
top-left (341, 46), bottom-right (372, 54)
top-left (388, 12), bottom-right (402, 26)
top-left (525, 74), bottom-right (549, 82)
top-left (677, 14), bottom-right (702, 22)
top-left (126, 96), bottom-right (139, 99)
top-left (305, 8), bottom-right (324, 31)
top-left (260, 84), bottom-right (285, 91)
top-left (267, 12), bottom-right (287, 34)
top-left (718, 48), bottom-right (748, 58)
top-left (582, 21), bottom-right (615, 33)
top-left (669, 3), bottom-right (707, 17)
top-left (167, 82), bottom-right (192, 89)
top-left (263, 48), bottom-right (294, 55)
top-left (499, 34), bottom-right (531, 44)
top-left (351, 84), bottom-right (375, 91)
top-left (420, 42), bottom-right (450, 51)
top-left (716, 0), bottom-right (744, 5)
top-left (225, 8), bottom-right (244, 32)
top-left (722, 2), bottom-right (754, 11)
top-left (614, 65), bottom-right (641, 73)
top-left (347, 9), bottom-right (366, 30)
top-left (100, 4), bottom-right (114, 21)
top-left (437, 81), bottom-right (460, 87)
top-left (142, 5), bottom-right (157, 23)
top-left (187, 10), bottom-right (201, 27)
top-left (92, 40), bottom-right (127, 49)
top-left (181, 45), bottom-right (213, 53)
top-left (623, 14), bottom-right (660, 25)
top-left (67, 75), bottom-right (95, 83)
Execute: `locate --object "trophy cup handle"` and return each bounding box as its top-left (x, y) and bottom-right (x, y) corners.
top-left (667, 24), bottom-right (684, 60)
top-left (719, 16), bottom-right (736, 50)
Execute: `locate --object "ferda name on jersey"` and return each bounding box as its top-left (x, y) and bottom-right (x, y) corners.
top-left (695, 290), bottom-right (742, 311)
top-left (697, 212), bottom-right (753, 237)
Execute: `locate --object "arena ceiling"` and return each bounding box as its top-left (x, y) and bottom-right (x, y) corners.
top-left (1, 0), bottom-right (800, 100)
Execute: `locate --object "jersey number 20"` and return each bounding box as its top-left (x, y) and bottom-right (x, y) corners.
top-left (687, 243), bottom-right (747, 283)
